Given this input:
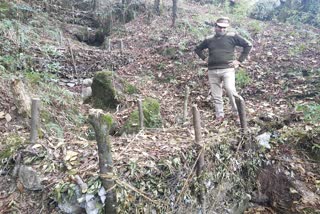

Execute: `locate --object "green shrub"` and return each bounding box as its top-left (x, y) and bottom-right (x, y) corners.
top-left (122, 97), bottom-right (162, 134)
top-left (288, 44), bottom-right (307, 57)
top-left (247, 20), bottom-right (264, 34)
top-left (249, 0), bottom-right (280, 21)
top-left (177, 18), bottom-right (211, 40)
top-left (236, 68), bottom-right (251, 88)
top-left (296, 103), bottom-right (320, 123)
top-left (125, 84), bottom-right (139, 95)
top-left (0, 134), bottom-right (24, 160)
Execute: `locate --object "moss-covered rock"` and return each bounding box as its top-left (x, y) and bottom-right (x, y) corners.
top-left (91, 70), bottom-right (138, 110)
top-left (91, 71), bottom-right (119, 110)
top-left (121, 97), bottom-right (162, 134)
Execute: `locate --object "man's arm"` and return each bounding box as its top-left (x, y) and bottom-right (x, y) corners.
top-left (234, 35), bottom-right (252, 62)
top-left (194, 40), bottom-right (208, 61)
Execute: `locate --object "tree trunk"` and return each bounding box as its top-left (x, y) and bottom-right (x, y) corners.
top-left (182, 86), bottom-right (189, 123)
top-left (89, 109), bottom-right (116, 214)
top-left (93, 0), bottom-right (112, 44)
top-left (234, 95), bottom-right (248, 133)
top-left (172, 0), bottom-right (178, 27)
top-left (154, 0), bottom-right (160, 15)
top-left (192, 105), bottom-right (206, 213)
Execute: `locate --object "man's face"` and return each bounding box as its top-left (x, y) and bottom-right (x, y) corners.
top-left (215, 25), bottom-right (227, 36)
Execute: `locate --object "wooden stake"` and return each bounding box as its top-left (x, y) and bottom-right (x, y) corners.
top-left (74, 175), bottom-right (88, 193)
top-left (138, 99), bottom-right (144, 130)
top-left (30, 98), bottom-right (40, 144)
top-left (120, 39), bottom-right (124, 53)
top-left (67, 38), bottom-right (77, 78)
top-left (182, 86), bottom-right (190, 123)
top-left (89, 109), bottom-right (116, 214)
top-left (234, 95), bottom-right (248, 133)
top-left (104, 37), bottom-right (111, 51)
top-left (192, 105), bottom-right (206, 213)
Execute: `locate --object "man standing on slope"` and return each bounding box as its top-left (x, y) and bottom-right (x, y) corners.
top-left (195, 17), bottom-right (252, 123)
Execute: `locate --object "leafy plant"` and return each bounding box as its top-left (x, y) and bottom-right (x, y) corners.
top-left (236, 68), bottom-right (252, 88)
top-left (312, 143), bottom-right (320, 153)
top-left (54, 182), bottom-right (77, 203)
top-left (45, 122), bottom-right (64, 139)
top-left (0, 134), bottom-right (24, 160)
top-left (41, 45), bottom-right (62, 58)
top-left (125, 84), bottom-right (138, 95)
top-left (288, 44), bottom-right (307, 57)
top-left (45, 62), bottom-right (61, 73)
top-left (296, 103), bottom-right (320, 123)
top-left (178, 18), bottom-right (211, 40)
top-left (247, 20), bottom-right (264, 34)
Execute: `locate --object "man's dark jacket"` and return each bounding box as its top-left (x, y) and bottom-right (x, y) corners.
top-left (195, 32), bottom-right (252, 69)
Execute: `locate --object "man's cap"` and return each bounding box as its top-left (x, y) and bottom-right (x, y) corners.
top-left (216, 17), bottom-right (230, 28)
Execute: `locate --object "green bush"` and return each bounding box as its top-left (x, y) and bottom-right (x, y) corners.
top-left (236, 68), bottom-right (251, 88)
top-left (125, 84), bottom-right (139, 95)
top-left (296, 103), bottom-right (320, 123)
top-left (249, 0), bottom-right (280, 21)
top-left (122, 97), bottom-right (162, 134)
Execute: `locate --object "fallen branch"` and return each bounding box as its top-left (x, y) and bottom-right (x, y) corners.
top-left (174, 146), bottom-right (205, 207)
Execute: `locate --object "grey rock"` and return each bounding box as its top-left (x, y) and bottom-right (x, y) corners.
top-left (85, 194), bottom-right (100, 214)
top-left (58, 200), bottom-right (84, 214)
top-left (82, 87), bottom-right (92, 99)
top-left (98, 187), bottom-right (106, 203)
top-left (83, 78), bottom-right (93, 86)
top-left (18, 165), bottom-right (43, 190)
top-left (58, 186), bottom-right (84, 214)
top-left (256, 132), bottom-right (272, 149)
top-left (67, 83), bottom-right (76, 87)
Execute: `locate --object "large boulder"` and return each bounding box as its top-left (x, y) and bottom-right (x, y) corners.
top-left (121, 97), bottom-right (162, 134)
top-left (90, 70), bottom-right (138, 110)
top-left (91, 71), bottom-right (119, 110)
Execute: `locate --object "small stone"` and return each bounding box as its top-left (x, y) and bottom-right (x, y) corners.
top-left (5, 114), bottom-right (12, 122)
top-left (67, 83), bottom-right (76, 87)
top-left (82, 87), bottom-right (92, 99)
top-left (83, 78), bottom-right (93, 86)
top-left (0, 111), bottom-right (5, 119)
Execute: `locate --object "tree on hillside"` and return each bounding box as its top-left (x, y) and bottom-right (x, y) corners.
top-left (154, 0), bottom-right (161, 15)
top-left (172, 0), bottom-right (178, 26)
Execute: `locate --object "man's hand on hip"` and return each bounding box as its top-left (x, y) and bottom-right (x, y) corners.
top-left (229, 60), bottom-right (241, 68)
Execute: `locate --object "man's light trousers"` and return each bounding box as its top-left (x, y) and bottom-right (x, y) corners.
top-left (208, 68), bottom-right (238, 118)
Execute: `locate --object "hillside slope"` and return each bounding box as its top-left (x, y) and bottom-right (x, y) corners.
top-left (0, 0), bottom-right (319, 213)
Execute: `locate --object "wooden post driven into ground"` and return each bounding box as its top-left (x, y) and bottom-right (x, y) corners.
top-left (120, 39), bottom-right (124, 53)
top-left (183, 86), bottom-right (190, 123)
top-left (234, 95), bottom-right (248, 132)
top-left (30, 98), bottom-right (40, 144)
top-left (89, 109), bottom-right (116, 214)
top-left (138, 99), bottom-right (144, 130)
top-left (192, 105), bottom-right (206, 213)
